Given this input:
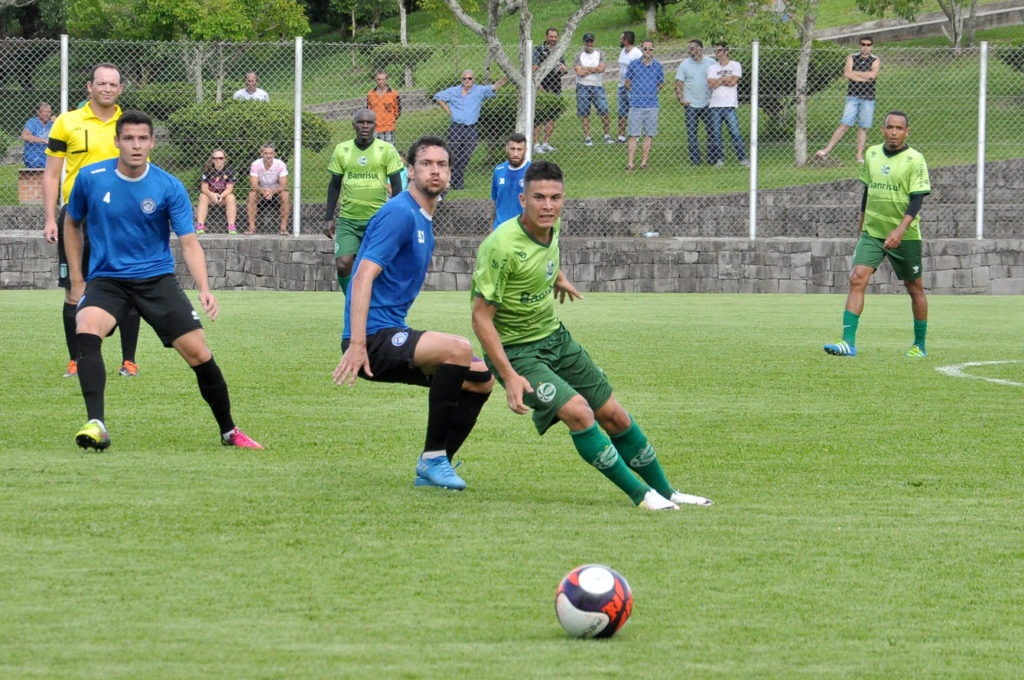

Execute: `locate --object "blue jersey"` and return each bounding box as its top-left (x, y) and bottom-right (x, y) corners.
top-left (343, 191), bottom-right (435, 338)
top-left (66, 159), bottom-right (195, 281)
top-left (491, 160), bottom-right (530, 230)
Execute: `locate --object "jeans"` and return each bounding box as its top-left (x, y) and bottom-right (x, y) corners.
top-left (684, 106), bottom-right (712, 165)
top-left (708, 107), bottom-right (747, 163)
top-left (447, 122), bottom-right (478, 190)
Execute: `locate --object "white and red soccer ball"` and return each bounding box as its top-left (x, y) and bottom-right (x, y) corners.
top-left (555, 564), bottom-right (633, 638)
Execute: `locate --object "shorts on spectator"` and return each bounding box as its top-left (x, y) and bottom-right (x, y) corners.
top-left (628, 107), bottom-right (659, 137)
top-left (576, 85), bottom-right (609, 117)
top-left (841, 96), bottom-right (875, 128)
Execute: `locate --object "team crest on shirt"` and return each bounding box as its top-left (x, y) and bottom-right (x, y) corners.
top-left (358, 155), bottom-right (368, 166)
top-left (499, 177), bottom-right (506, 185)
top-left (140, 198), bottom-right (157, 214)
top-left (881, 165), bottom-right (891, 175)
top-left (517, 251), bottom-right (527, 260)
top-left (392, 331), bottom-right (409, 346)
top-left (546, 261), bottom-right (555, 279)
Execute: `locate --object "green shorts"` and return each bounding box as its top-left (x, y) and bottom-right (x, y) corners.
top-left (334, 216), bottom-right (371, 259)
top-left (851, 231), bottom-right (923, 281)
top-left (487, 324), bottom-right (613, 435)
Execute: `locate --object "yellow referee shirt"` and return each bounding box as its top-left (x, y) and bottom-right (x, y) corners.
top-left (46, 102), bottom-right (122, 203)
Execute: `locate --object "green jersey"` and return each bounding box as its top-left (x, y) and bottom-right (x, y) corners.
top-left (326, 138), bottom-right (404, 220)
top-left (859, 143), bottom-right (930, 241)
top-left (472, 216), bottom-right (562, 346)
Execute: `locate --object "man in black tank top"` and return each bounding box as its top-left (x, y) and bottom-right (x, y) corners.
top-left (816, 36), bottom-right (880, 164)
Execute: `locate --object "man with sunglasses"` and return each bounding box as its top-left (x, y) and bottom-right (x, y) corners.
top-left (817, 36), bottom-right (880, 164)
top-left (434, 70), bottom-right (507, 190)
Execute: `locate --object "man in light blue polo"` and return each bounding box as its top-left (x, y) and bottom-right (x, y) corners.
top-left (674, 39), bottom-right (713, 166)
top-left (624, 39), bottom-right (664, 172)
top-left (434, 69), bottom-right (507, 190)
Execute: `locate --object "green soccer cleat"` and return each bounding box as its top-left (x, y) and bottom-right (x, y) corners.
top-left (905, 344), bottom-right (927, 358)
top-left (75, 419), bottom-right (110, 451)
top-left (824, 339), bottom-right (856, 357)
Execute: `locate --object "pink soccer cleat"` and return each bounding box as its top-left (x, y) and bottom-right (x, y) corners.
top-left (222, 426), bottom-right (264, 449)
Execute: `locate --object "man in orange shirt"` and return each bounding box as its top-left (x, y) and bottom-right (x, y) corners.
top-left (366, 70), bottom-right (401, 144)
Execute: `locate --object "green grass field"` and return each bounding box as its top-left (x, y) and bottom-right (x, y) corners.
top-left (3, 289), bottom-right (1024, 678)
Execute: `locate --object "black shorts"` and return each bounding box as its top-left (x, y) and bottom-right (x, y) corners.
top-left (57, 205), bottom-right (89, 289)
top-left (80, 274), bottom-right (202, 347)
top-left (341, 327), bottom-right (430, 387)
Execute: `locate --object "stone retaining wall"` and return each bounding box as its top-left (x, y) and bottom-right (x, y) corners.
top-left (4, 232), bottom-right (1023, 295)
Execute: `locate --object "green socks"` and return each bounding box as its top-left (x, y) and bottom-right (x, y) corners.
top-left (610, 420), bottom-right (675, 500)
top-left (337, 274), bottom-right (351, 293)
top-left (842, 309), bottom-right (860, 345)
top-left (570, 424), bottom-right (648, 505)
top-left (913, 319), bottom-right (927, 350)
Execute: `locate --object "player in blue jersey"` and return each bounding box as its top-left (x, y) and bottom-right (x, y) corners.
top-left (333, 136), bottom-right (494, 490)
top-left (490, 132), bottom-right (530, 231)
top-left (64, 110), bottom-right (262, 451)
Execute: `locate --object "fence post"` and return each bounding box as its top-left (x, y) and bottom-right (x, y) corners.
top-left (525, 39), bottom-right (534, 159)
top-left (60, 34), bottom-right (68, 114)
top-left (976, 41), bottom-right (987, 240)
top-left (748, 41), bottom-right (759, 240)
top-left (293, 36), bottom-right (304, 236)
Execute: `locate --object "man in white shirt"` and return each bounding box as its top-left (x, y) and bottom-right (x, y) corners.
top-left (247, 143), bottom-right (290, 234)
top-left (615, 31), bottom-right (642, 143)
top-left (574, 33), bottom-right (614, 146)
top-left (233, 72), bottom-right (269, 102)
top-left (706, 45), bottom-right (749, 167)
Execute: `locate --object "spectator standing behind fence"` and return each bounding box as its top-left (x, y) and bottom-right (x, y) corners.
top-left (195, 149), bottom-right (237, 235)
top-left (707, 45), bottom-right (750, 168)
top-left (616, 31), bottom-right (643, 143)
top-left (674, 40), bottom-right (713, 166)
top-left (247, 144), bottom-right (290, 234)
top-left (817, 36), bottom-right (880, 164)
top-left (574, 33), bottom-right (614, 147)
top-left (367, 70), bottom-right (401, 144)
top-left (22, 101), bottom-right (53, 168)
top-left (434, 70), bottom-right (507, 191)
top-left (624, 40), bottom-right (664, 172)
top-left (532, 27), bottom-right (567, 155)
top-left (491, 132), bottom-right (531, 231)
top-left (323, 109), bottom-right (404, 294)
top-left (233, 72), bottom-right (269, 102)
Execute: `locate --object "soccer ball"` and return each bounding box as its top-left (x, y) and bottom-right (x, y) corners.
top-left (554, 564), bottom-right (633, 638)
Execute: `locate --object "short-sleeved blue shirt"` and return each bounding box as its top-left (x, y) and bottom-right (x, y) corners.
top-left (491, 160), bottom-right (530, 230)
top-left (23, 116), bottom-right (53, 168)
top-left (343, 191), bottom-right (435, 338)
top-left (66, 159), bottom-right (195, 281)
top-left (433, 84), bottom-right (497, 125)
top-left (625, 58), bottom-right (664, 109)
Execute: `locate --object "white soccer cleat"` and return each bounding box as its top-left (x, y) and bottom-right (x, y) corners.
top-left (670, 490), bottom-right (713, 507)
top-left (639, 489), bottom-right (679, 511)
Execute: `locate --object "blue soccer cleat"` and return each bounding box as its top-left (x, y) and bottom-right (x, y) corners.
top-left (415, 455), bottom-right (466, 490)
top-left (905, 344), bottom-right (927, 358)
top-left (824, 340), bottom-right (856, 357)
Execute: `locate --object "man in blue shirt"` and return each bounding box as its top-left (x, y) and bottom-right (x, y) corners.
top-left (64, 110), bottom-right (262, 452)
top-left (334, 136), bottom-right (494, 490)
top-left (21, 101), bottom-right (53, 168)
top-left (624, 40), bottom-right (664, 171)
top-left (491, 132), bottom-right (530, 230)
top-left (674, 39), bottom-right (713, 165)
top-left (433, 70), bottom-right (507, 190)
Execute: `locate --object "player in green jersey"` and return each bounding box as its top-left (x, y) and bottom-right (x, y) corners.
top-left (323, 109), bottom-right (404, 294)
top-left (471, 160), bottom-right (712, 510)
top-left (825, 111), bottom-right (931, 358)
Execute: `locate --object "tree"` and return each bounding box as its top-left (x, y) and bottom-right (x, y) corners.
top-left (440, 0), bottom-right (601, 133)
top-left (624, 0), bottom-right (682, 38)
top-left (856, 0), bottom-right (980, 51)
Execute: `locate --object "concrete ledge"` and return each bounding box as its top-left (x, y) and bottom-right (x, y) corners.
top-left (4, 231), bottom-right (1024, 295)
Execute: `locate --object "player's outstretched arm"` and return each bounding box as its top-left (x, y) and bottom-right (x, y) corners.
top-left (471, 296), bottom-right (532, 415)
top-left (179, 233), bottom-right (218, 321)
top-left (554, 271), bottom-right (582, 304)
top-left (333, 259), bottom-right (382, 386)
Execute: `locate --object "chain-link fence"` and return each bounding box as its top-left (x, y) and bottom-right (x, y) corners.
top-left (2, 37), bottom-right (1023, 238)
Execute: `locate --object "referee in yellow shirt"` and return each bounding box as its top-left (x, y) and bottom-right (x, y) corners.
top-left (43, 63), bottom-right (142, 379)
